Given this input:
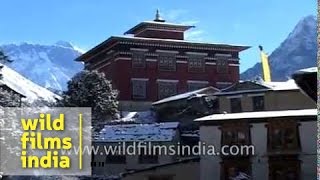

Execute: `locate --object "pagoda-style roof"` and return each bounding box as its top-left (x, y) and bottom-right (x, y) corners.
top-left (124, 9), bottom-right (194, 35)
top-left (76, 10), bottom-right (250, 62)
top-left (124, 21), bottom-right (195, 35)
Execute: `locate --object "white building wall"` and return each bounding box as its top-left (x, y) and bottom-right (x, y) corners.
top-left (200, 125), bottom-right (221, 180)
top-left (198, 119), bottom-right (317, 180)
top-left (299, 121), bottom-right (317, 179)
top-left (251, 123), bottom-right (268, 180)
top-left (92, 141), bottom-right (177, 176)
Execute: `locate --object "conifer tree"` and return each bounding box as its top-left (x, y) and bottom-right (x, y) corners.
top-left (59, 70), bottom-right (119, 123)
top-left (0, 50), bottom-right (17, 107)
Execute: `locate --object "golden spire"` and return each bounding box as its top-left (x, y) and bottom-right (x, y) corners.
top-left (154, 9), bottom-right (165, 22)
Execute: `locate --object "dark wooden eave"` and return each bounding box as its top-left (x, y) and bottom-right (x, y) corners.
top-left (124, 21), bottom-right (195, 35)
top-left (76, 36), bottom-right (250, 62)
top-left (292, 67), bottom-right (317, 102)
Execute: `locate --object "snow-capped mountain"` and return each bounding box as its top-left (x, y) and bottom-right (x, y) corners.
top-left (241, 15), bottom-right (317, 80)
top-left (0, 41), bottom-right (84, 91)
top-left (0, 63), bottom-right (60, 102)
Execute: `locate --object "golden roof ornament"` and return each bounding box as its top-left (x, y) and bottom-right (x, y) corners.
top-left (154, 9), bottom-right (165, 22)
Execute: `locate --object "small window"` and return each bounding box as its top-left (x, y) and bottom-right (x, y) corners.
top-left (148, 176), bottom-right (173, 180)
top-left (106, 155), bottom-right (126, 164)
top-left (158, 82), bottom-right (177, 99)
top-left (216, 82), bottom-right (233, 89)
top-left (221, 122), bottom-right (250, 146)
top-left (267, 120), bottom-right (300, 152)
top-left (158, 53), bottom-right (176, 71)
top-left (132, 80), bottom-right (147, 99)
top-left (252, 96), bottom-right (264, 111)
top-left (139, 147), bottom-right (159, 164)
top-left (188, 56), bottom-right (205, 72)
top-left (230, 98), bottom-right (242, 113)
top-left (132, 51), bottom-right (146, 68)
top-left (269, 156), bottom-right (300, 180)
top-left (221, 158), bottom-right (251, 180)
top-left (188, 82), bottom-right (207, 91)
top-left (216, 58), bottom-right (229, 74)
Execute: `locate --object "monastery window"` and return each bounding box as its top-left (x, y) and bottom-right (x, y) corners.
top-left (268, 156), bottom-right (300, 180)
top-left (106, 154), bottom-right (126, 164)
top-left (230, 98), bottom-right (242, 113)
top-left (158, 53), bottom-right (176, 71)
top-left (187, 81), bottom-right (208, 91)
top-left (148, 176), bottom-right (174, 180)
top-left (216, 82), bottom-right (233, 89)
top-left (252, 96), bottom-right (265, 111)
top-left (215, 54), bottom-right (229, 74)
top-left (220, 157), bottom-right (251, 180)
top-left (131, 51), bottom-right (146, 68)
top-left (221, 122), bottom-right (251, 146)
top-left (267, 120), bottom-right (300, 152)
top-left (188, 55), bottom-right (205, 72)
top-left (139, 147), bottom-right (159, 164)
top-left (158, 81), bottom-right (177, 100)
top-left (217, 59), bottom-right (228, 73)
top-left (132, 79), bottom-right (147, 99)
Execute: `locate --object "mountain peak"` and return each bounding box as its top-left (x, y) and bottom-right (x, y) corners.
top-left (241, 15), bottom-right (317, 81)
top-left (297, 14), bottom-right (316, 28)
top-left (287, 15), bottom-right (316, 39)
top-left (301, 14), bottom-right (316, 22)
top-left (54, 41), bottom-right (74, 48)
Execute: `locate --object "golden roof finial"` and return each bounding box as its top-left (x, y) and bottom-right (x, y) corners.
top-left (154, 9), bottom-right (165, 22)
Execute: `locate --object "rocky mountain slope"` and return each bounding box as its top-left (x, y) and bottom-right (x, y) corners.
top-left (0, 41), bottom-right (83, 91)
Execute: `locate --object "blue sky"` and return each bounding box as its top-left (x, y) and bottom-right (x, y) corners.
top-left (0, 0), bottom-right (316, 72)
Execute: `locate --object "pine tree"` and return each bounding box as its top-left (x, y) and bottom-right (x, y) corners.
top-left (59, 70), bottom-right (119, 123)
top-left (0, 50), bottom-right (13, 64)
top-left (0, 50), bottom-right (17, 107)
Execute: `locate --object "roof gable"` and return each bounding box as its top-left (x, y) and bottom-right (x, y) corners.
top-left (222, 81), bottom-right (269, 92)
top-left (152, 86), bottom-right (219, 105)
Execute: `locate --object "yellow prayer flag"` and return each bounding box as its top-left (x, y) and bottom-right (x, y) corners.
top-left (259, 45), bottom-right (271, 82)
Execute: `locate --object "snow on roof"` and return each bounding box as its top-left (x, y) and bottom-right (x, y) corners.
top-left (293, 67), bottom-right (317, 74)
top-left (0, 79), bottom-right (26, 97)
top-left (111, 110), bottom-right (157, 123)
top-left (195, 109), bottom-right (316, 122)
top-left (181, 130), bottom-right (199, 138)
top-left (262, 79), bottom-right (299, 91)
top-left (152, 87), bottom-right (218, 105)
top-left (0, 64), bottom-right (60, 102)
top-left (95, 122), bottom-right (179, 142)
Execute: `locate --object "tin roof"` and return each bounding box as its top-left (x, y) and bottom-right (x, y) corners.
top-left (94, 122), bottom-right (179, 142)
